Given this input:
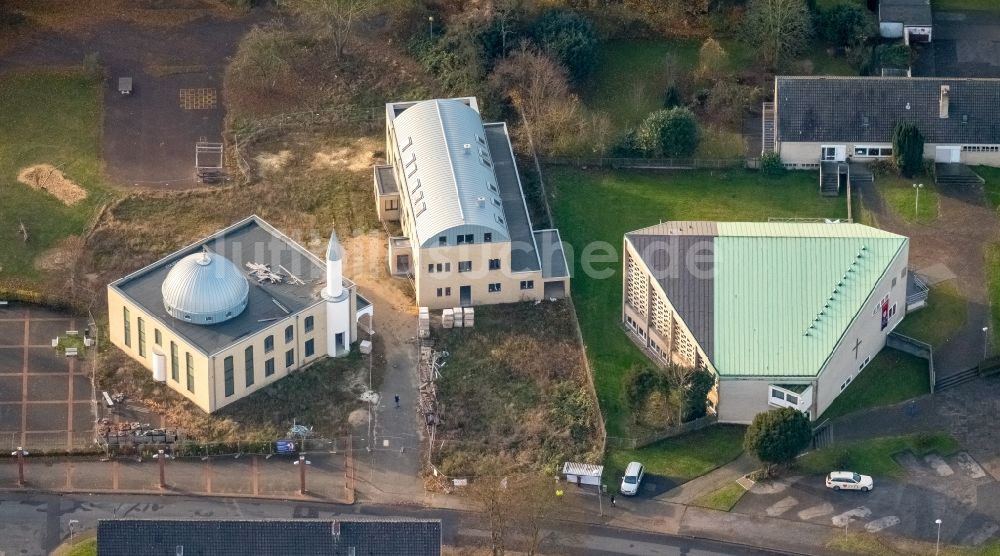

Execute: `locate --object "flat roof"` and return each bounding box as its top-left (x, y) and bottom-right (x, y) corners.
top-left (534, 229), bottom-right (569, 279)
top-left (880, 0), bottom-right (932, 26)
top-left (484, 122), bottom-right (540, 272)
top-left (111, 216), bottom-right (344, 355)
top-left (375, 164), bottom-right (398, 195)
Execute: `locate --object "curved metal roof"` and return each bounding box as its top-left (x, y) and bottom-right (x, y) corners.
top-left (161, 249), bottom-right (249, 325)
top-left (391, 99), bottom-right (509, 247)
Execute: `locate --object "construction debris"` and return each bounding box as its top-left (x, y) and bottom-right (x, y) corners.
top-left (418, 345), bottom-right (440, 428)
top-left (246, 261), bottom-right (284, 284)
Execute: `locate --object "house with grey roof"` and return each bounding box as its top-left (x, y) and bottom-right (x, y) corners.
top-left (373, 97), bottom-right (570, 309)
top-left (107, 216), bottom-right (372, 413)
top-left (764, 76), bottom-right (1000, 170)
top-left (879, 0), bottom-right (933, 43)
top-left (96, 518), bottom-right (441, 556)
top-left (623, 221), bottom-right (912, 423)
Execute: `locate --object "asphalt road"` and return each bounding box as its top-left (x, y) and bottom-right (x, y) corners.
top-left (0, 492), bottom-right (783, 556)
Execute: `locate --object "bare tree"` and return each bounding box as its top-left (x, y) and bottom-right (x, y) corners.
top-left (745, 0), bottom-right (812, 68)
top-left (511, 474), bottom-right (561, 555)
top-left (279, 0), bottom-right (387, 58)
top-left (469, 458), bottom-right (514, 556)
top-left (696, 37), bottom-right (729, 82)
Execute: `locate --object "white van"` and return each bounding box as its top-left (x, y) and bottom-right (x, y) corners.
top-left (620, 461), bottom-right (645, 496)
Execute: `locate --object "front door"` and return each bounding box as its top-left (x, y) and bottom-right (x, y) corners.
top-left (459, 285), bottom-right (472, 306)
top-left (935, 146), bottom-right (960, 163)
top-left (821, 146), bottom-right (844, 162)
top-left (335, 332), bottom-right (345, 353)
top-left (395, 254), bottom-right (410, 274)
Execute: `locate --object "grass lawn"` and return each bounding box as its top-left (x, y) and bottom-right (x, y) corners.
top-left (895, 280), bottom-right (967, 347)
top-left (696, 126), bottom-right (745, 159)
top-left (934, 0), bottom-right (1000, 11)
top-left (797, 433), bottom-right (960, 478)
top-left (878, 175), bottom-right (939, 224)
top-left (584, 39), bottom-right (753, 130)
top-left (829, 531), bottom-right (1000, 556)
top-left (548, 167), bottom-right (846, 438)
top-left (974, 166), bottom-right (1000, 209)
top-left (605, 425), bottom-right (746, 484)
top-left (690, 481), bottom-right (747, 512)
top-left (819, 348), bottom-right (929, 422)
top-left (0, 71), bottom-right (114, 285)
top-left (792, 45), bottom-right (859, 77)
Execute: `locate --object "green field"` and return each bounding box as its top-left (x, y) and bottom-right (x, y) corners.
top-left (895, 280), bottom-right (967, 347)
top-left (975, 166), bottom-right (1000, 209)
top-left (987, 243), bottom-right (1000, 348)
top-left (797, 433), bottom-right (959, 478)
top-left (583, 39), bottom-right (753, 130)
top-left (605, 425), bottom-right (746, 484)
top-left (547, 167), bottom-right (846, 437)
top-left (878, 175), bottom-right (938, 224)
top-left (0, 71), bottom-right (113, 285)
top-left (819, 348), bottom-right (930, 422)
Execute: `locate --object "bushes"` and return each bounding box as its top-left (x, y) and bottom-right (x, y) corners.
top-left (744, 407), bottom-right (812, 468)
top-left (816, 4), bottom-right (876, 48)
top-left (532, 9), bottom-right (600, 82)
top-left (706, 80), bottom-right (762, 127)
top-left (893, 122), bottom-right (925, 178)
top-left (636, 107), bottom-right (700, 158)
top-left (745, 0), bottom-right (812, 68)
top-left (760, 152), bottom-right (787, 177)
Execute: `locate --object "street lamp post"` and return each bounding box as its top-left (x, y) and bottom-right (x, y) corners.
top-left (11, 447), bottom-right (28, 486)
top-left (983, 327), bottom-right (990, 359)
top-left (69, 519), bottom-right (79, 543)
top-left (294, 454), bottom-right (311, 495)
top-left (913, 183), bottom-right (924, 219)
top-left (153, 449), bottom-right (171, 489)
top-left (935, 518), bottom-right (943, 556)
top-left (428, 16), bottom-right (434, 39)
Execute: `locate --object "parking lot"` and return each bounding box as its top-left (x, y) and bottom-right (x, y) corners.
top-left (735, 450), bottom-right (1000, 546)
top-left (0, 303), bottom-right (95, 452)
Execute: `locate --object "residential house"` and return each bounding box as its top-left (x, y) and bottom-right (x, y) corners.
top-left (763, 76), bottom-right (1000, 168)
top-left (96, 518), bottom-right (442, 556)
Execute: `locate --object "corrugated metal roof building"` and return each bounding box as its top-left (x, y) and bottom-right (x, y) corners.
top-left (623, 221), bottom-right (910, 423)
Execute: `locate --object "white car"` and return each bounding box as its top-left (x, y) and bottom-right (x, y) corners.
top-left (620, 461), bottom-right (645, 496)
top-left (826, 471), bottom-right (874, 492)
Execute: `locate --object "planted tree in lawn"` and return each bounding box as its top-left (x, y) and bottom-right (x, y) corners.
top-left (532, 9), bottom-right (600, 82)
top-left (745, 0), bottom-right (812, 68)
top-left (893, 122), bottom-right (925, 178)
top-left (816, 3), bottom-right (876, 48)
top-left (743, 407), bottom-right (812, 471)
top-left (636, 107), bottom-right (700, 158)
top-left (696, 37), bottom-right (730, 81)
top-left (280, 0), bottom-right (384, 59)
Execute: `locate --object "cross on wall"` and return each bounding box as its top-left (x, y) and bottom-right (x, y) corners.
top-left (853, 338), bottom-right (862, 359)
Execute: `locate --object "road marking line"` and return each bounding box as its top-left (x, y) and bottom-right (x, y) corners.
top-left (925, 454), bottom-right (955, 476)
top-left (865, 516), bottom-right (900, 532)
top-left (832, 506), bottom-right (871, 527)
top-left (765, 496), bottom-right (798, 516)
top-left (797, 502), bottom-right (834, 520)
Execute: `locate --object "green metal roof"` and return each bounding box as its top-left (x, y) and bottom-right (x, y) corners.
top-left (712, 223), bottom-right (906, 378)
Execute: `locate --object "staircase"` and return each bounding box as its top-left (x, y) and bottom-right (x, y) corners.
top-left (812, 421), bottom-right (833, 450)
top-left (820, 162), bottom-right (841, 196)
top-left (848, 162), bottom-right (873, 187)
top-left (761, 102), bottom-right (776, 154)
top-left (935, 163), bottom-right (984, 187)
top-left (935, 367), bottom-right (979, 391)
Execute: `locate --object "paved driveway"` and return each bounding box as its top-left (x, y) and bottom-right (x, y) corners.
top-left (735, 448), bottom-right (999, 547)
top-left (0, 303), bottom-right (95, 452)
top-left (913, 10), bottom-right (1000, 77)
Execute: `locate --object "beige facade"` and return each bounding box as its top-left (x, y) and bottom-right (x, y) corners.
top-left (778, 141), bottom-right (1000, 168)
top-left (375, 97), bottom-right (570, 309)
top-left (108, 288), bottom-right (337, 412)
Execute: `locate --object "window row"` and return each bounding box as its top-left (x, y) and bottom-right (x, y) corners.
top-left (223, 339), bottom-right (315, 398)
top-left (962, 145), bottom-right (1000, 152)
top-left (853, 146), bottom-right (892, 157)
top-left (437, 233), bottom-right (494, 246)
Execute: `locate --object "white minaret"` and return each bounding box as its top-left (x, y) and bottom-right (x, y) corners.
top-left (323, 229), bottom-right (351, 357)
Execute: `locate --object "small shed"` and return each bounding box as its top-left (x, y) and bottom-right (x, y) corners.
top-left (879, 0), bottom-right (932, 44)
top-left (562, 462), bottom-right (603, 486)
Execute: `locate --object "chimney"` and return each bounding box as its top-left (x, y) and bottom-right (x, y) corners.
top-left (939, 85), bottom-right (950, 119)
top-left (477, 196), bottom-right (486, 208)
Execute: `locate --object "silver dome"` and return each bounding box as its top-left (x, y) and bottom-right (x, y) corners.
top-left (161, 249), bottom-right (249, 325)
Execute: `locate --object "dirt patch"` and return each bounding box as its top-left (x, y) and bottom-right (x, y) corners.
top-left (17, 164), bottom-right (87, 205)
top-left (34, 235), bottom-right (86, 272)
top-left (254, 150), bottom-right (293, 173)
top-left (348, 408), bottom-right (369, 427)
top-left (311, 138), bottom-right (379, 172)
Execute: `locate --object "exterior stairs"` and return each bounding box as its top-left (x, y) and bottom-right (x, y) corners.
top-left (935, 163), bottom-right (984, 187)
top-left (761, 102), bottom-right (776, 155)
top-left (935, 367), bottom-right (980, 391)
top-left (820, 162), bottom-right (843, 196)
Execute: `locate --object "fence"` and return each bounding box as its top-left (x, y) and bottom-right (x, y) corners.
top-left (541, 156), bottom-right (758, 170)
top-left (887, 332), bottom-right (935, 392)
top-left (101, 434), bottom-right (346, 459)
top-left (606, 415), bottom-right (718, 450)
